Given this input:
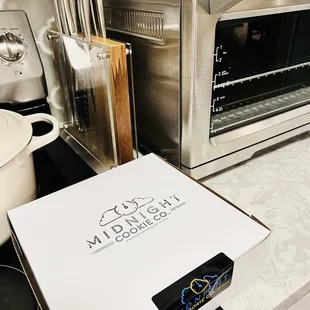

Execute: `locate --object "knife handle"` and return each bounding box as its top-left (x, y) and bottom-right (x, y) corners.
top-left (95, 0), bottom-right (106, 38)
top-left (57, 0), bottom-right (70, 35)
top-left (52, 0), bottom-right (64, 33)
top-left (90, 0), bottom-right (99, 37)
top-left (81, 0), bottom-right (92, 41)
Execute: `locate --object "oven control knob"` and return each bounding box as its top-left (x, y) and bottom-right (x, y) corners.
top-left (0, 32), bottom-right (25, 62)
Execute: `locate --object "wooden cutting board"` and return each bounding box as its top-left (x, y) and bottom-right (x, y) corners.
top-left (90, 36), bottom-right (134, 165)
top-left (92, 36), bottom-right (133, 164)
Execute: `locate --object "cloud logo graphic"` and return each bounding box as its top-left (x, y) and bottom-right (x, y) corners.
top-left (99, 197), bottom-right (154, 226)
top-left (99, 208), bottom-right (120, 227)
top-left (181, 287), bottom-right (192, 305)
top-left (132, 197), bottom-right (154, 208)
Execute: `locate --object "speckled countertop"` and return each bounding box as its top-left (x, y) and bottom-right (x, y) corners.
top-left (202, 133), bottom-right (310, 310)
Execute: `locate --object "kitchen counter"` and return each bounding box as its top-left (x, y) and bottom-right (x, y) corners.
top-left (202, 132), bottom-right (310, 310)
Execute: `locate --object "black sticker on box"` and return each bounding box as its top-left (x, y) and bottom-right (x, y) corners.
top-left (152, 253), bottom-right (234, 310)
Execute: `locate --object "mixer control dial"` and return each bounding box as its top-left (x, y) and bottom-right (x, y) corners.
top-left (0, 32), bottom-right (25, 62)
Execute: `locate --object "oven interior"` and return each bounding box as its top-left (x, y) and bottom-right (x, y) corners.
top-left (210, 9), bottom-right (310, 136)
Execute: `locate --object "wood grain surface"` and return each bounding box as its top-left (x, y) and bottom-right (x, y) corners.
top-left (91, 36), bottom-right (134, 165)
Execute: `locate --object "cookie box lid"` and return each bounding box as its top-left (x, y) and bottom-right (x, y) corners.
top-left (7, 154), bottom-right (270, 310)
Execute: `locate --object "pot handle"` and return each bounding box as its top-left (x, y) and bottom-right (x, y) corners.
top-left (25, 113), bottom-right (60, 156)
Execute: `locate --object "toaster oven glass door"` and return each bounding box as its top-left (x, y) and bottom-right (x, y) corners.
top-left (210, 8), bottom-right (310, 136)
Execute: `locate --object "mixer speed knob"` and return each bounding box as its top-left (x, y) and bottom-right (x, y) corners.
top-left (0, 32), bottom-right (26, 62)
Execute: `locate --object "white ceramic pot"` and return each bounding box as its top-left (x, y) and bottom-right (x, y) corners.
top-left (0, 110), bottom-right (60, 246)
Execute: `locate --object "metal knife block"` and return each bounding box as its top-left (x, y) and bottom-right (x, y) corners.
top-left (48, 30), bottom-right (137, 171)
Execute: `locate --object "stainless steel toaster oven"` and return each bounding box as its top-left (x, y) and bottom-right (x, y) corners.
top-left (104, 0), bottom-right (310, 179)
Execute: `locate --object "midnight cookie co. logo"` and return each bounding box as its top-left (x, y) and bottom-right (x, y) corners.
top-left (99, 197), bottom-right (155, 226)
top-left (86, 194), bottom-right (186, 255)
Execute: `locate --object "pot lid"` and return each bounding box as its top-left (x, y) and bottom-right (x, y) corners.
top-left (0, 109), bottom-right (32, 168)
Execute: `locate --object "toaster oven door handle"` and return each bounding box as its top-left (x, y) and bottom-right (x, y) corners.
top-left (199, 0), bottom-right (243, 14)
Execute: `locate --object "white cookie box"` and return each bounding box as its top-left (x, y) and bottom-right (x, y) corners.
top-left (7, 154), bottom-right (270, 310)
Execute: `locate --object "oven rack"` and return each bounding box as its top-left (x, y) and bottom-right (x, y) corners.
top-left (210, 86), bottom-right (310, 136)
top-left (214, 57), bottom-right (310, 90)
